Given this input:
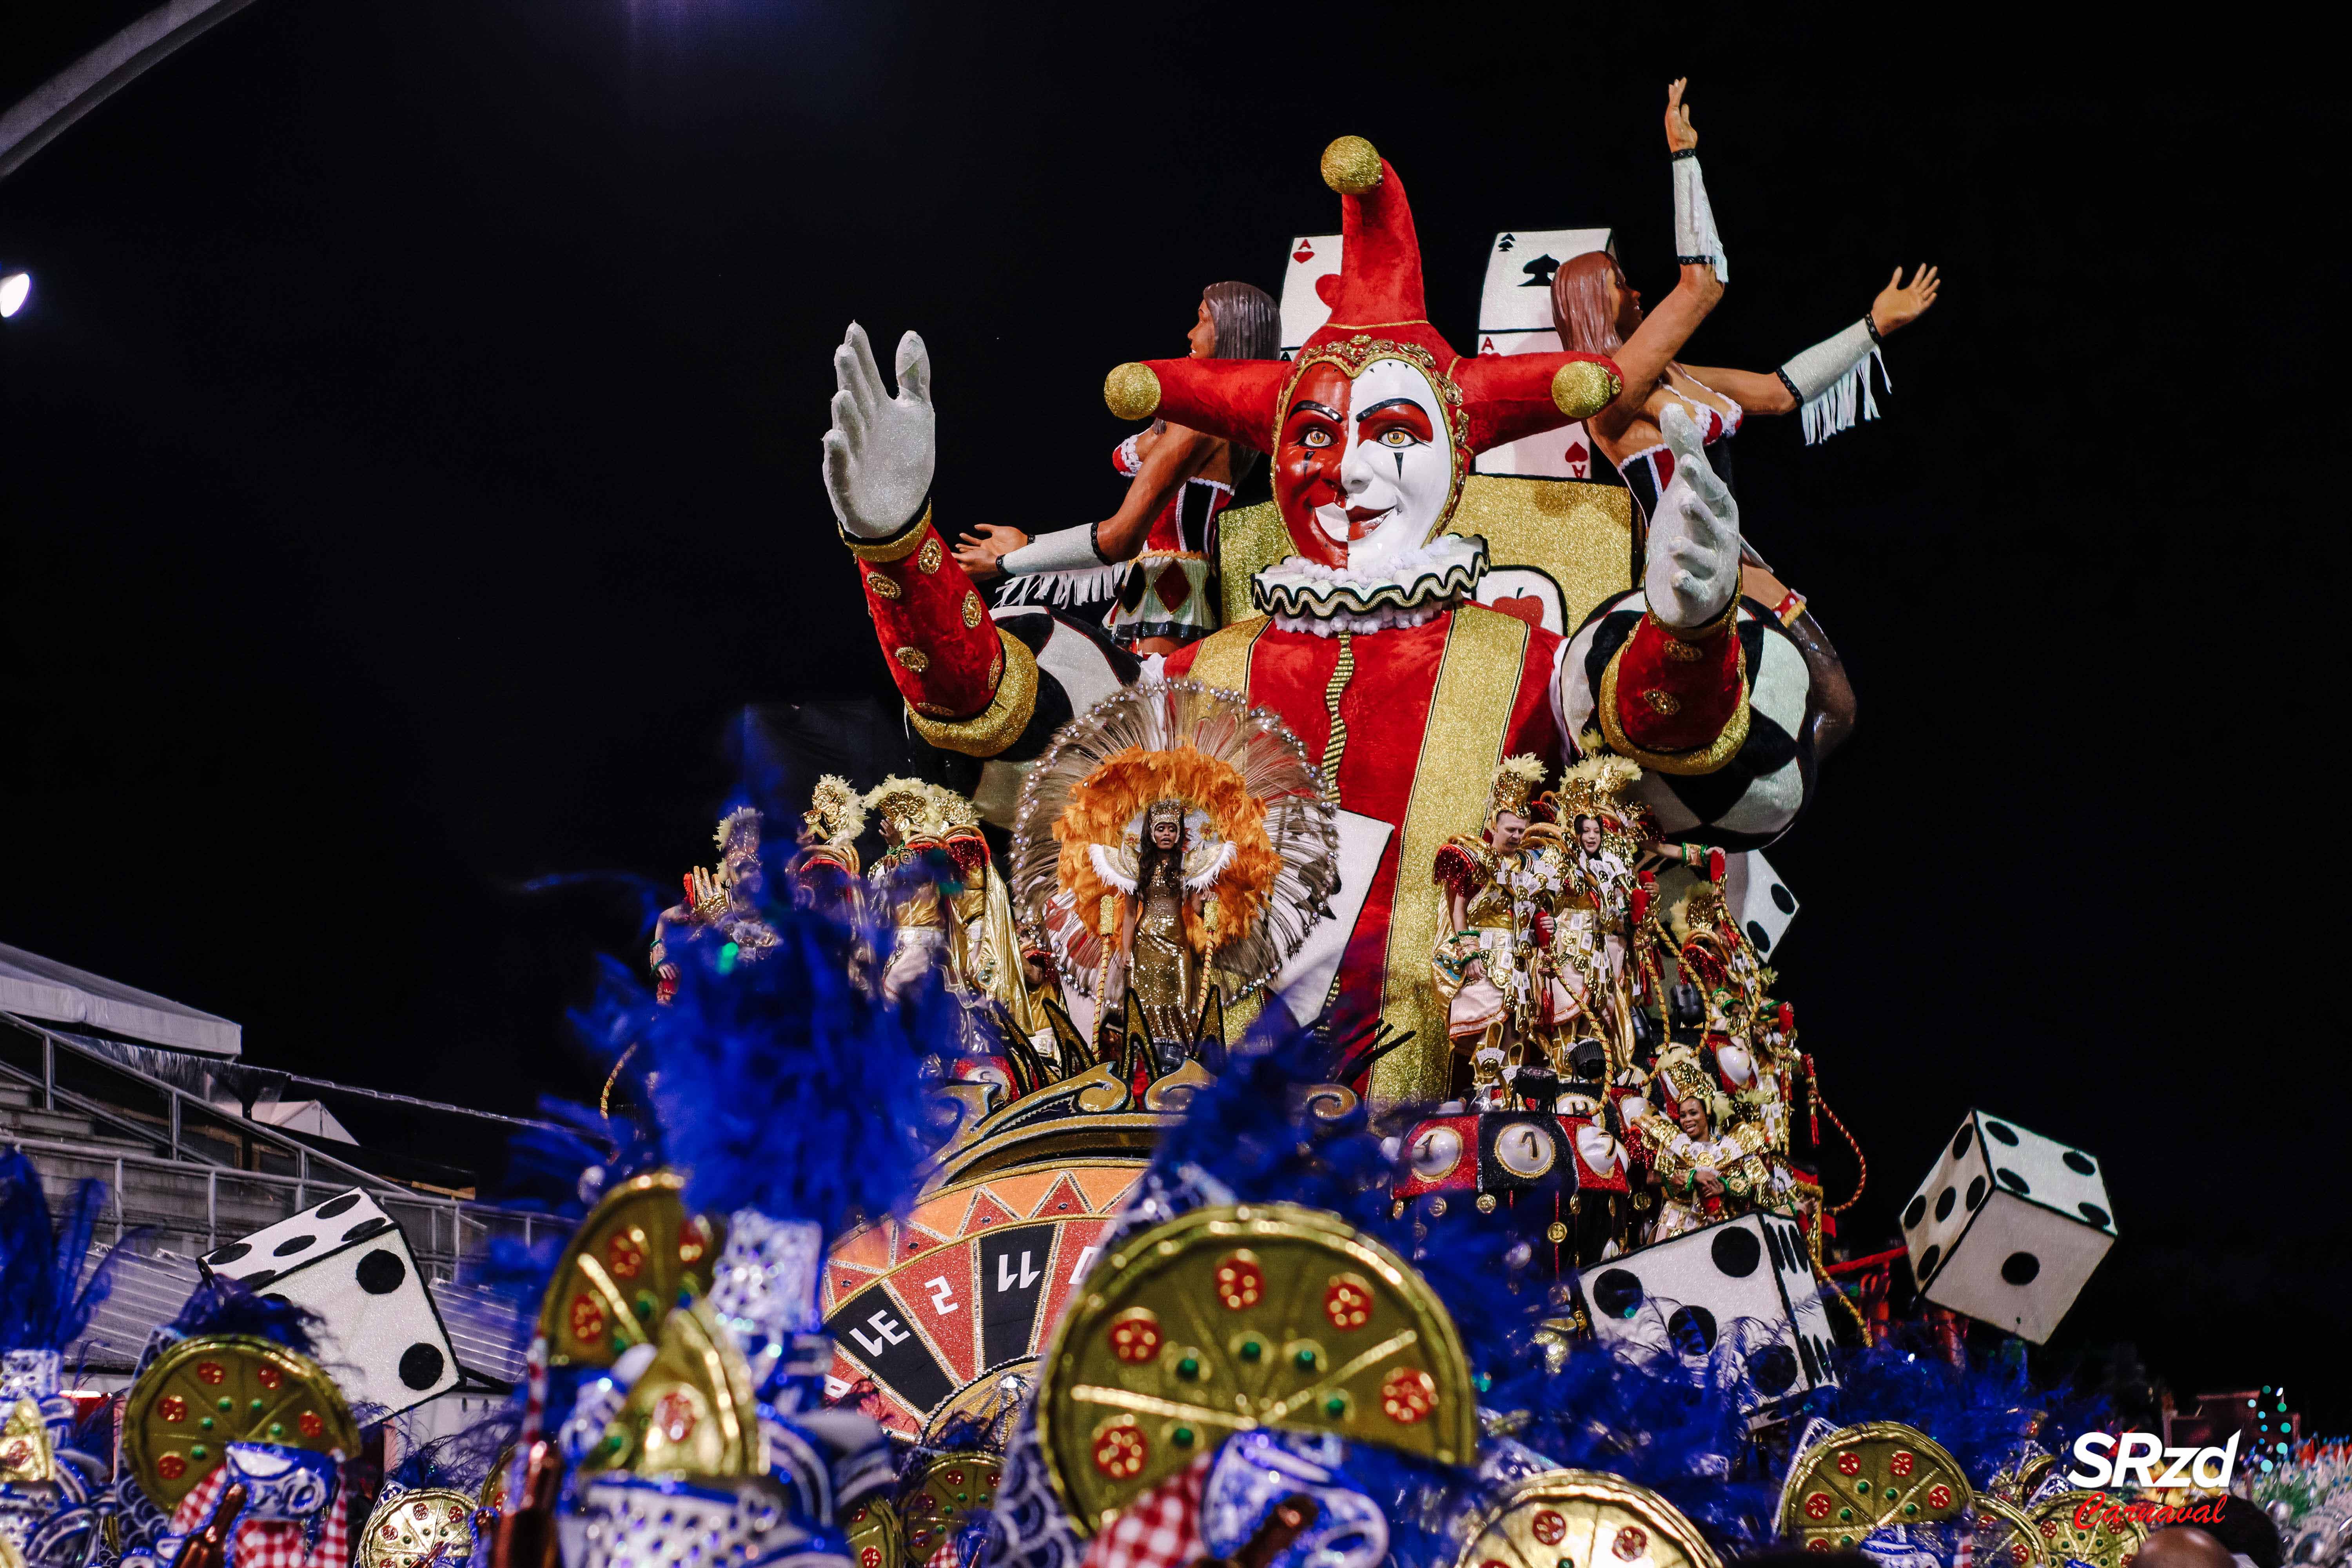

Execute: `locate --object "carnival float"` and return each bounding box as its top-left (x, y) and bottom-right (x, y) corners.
top-left (5, 80), bottom-right (2328, 1568)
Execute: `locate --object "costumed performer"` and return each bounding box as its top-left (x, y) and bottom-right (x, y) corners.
top-left (0, 1152), bottom-right (122, 1568)
top-left (955, 282), bottom-right (1279, 656)
top-left (1546, 752), bottom-right (1657, 1076)
top-left (787, 774), bottom-right (866, 922)
top-left (1635, 1046), bottom-right (1774, 1241)
top-left (864, 776), bottom-right (958, 1005)
top-left (1008, 679), bottom-right (1336, 1063)
top-left (924, 780), bottom-right (1053, 1041)
top-left (1432, 755), bottom-right (1576, 1103)
top-left (649, 807), bottom-right (779, 1005)
top-left (822, 131), bottom-right (1821, 1105)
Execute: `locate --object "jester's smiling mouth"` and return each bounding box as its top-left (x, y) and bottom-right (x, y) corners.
top-left (1321, 501), bottom-right (1394, 543)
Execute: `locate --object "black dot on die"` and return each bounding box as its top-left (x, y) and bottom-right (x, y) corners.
top-left (343, 1217), bottom-right (396, 1244)
top-left (1711, 1226), bottom-right (1762, 1277)
top-left (1997, 1167), bottom-right (2031, 1196)
top-left (2064, 1151), bottom-right (2096, 1175)
top-left (1903, 1196), bottom-right (1927, 1229)
top-left (1918, 1243), bottom-right (1943, 1281)
top-left (271, 1232), bottom-right (319, 1258)
top-left (1967, 1176), bottom-right (1987, 1209)
top-left (355, 1249), bottom-right (407, 1294)
top-left (1746, 920), bottom-right (1773, 955)
top-left (1751, 1344), bottom-right (1799, 1394)
top-left (207, 1243), bottom-right (251, 1265)
top-left (1985, 1120), bottom-right (2019, 1145)
top-left (244, 1270), bottom-right (278, 1289)
top-left (1935, 1187), bottom-right (1957, 1221)
top-left (1952, 1125), bottom-right (1974, 1159)
top-left (2000, 1252), bottom-right (2042, 1285)
top-left (1591, 1268), bottom-right (1644, 1320)
top-left (264, 1292), bottom-right (292, 1307)
top-left (2079, 1202), bottom-right (2111, 1228)
top-left (314, 1194), bottom-right (363, 1219)
top-left (1770, 882), bottom-right (1795, 914)
top-left (398, 1343), bottom-right (446, 1390)
top-left (1666, 1305), bottom-right (1719, 1354)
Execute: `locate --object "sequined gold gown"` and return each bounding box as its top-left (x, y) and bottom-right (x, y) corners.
top-left (1129, 853), bottom-right (1196, 1046)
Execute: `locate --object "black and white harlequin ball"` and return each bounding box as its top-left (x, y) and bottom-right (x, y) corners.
top-left (1563, 591), bottom-right (1813, 851)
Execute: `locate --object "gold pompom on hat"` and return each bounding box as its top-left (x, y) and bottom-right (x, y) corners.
top-left (1319, 134), bottom-right (1383, 195)
top-left (1486, 753), bottom-right (1548, 822)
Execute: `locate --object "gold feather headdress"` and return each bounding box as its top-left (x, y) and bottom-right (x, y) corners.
top-left (864, 776), bottom-right (937, 838)
top-left (1487, 754), bottom-right (1548, 822)
top-left (714, 806), bottom-right (762, 857)
top-left (802, 775), bottom-right (867, 846)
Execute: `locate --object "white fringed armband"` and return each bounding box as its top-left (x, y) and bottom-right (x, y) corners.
top-left (1776, 318), bottom-right (1888, 446)
top-left (1002, 523), bottom-right (1110, 575)
top-left (993, 523), bottom-right (1125, 609)
top-left (1671, 149), bottom-right (1727, 284)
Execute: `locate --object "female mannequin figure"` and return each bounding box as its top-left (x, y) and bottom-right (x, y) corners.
top-left (1112, 799), bottom-right (1222, 1051)
top-left (953, 282), bottom-right (1278, 656)
top-left (1553, 80), bottom-right (1939, 759)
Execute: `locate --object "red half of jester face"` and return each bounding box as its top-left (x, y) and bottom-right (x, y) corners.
top-left (1274, 356), bottom-right (1459, 570)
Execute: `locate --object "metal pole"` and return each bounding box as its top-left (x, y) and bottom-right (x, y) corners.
top-left (296, 1147), bottom-right (307, 1209)
top-left (41, 1034), bottom-right (53, 1111)
top-left (169, 1093), bottom-right (181, 1159)
top-left (115, 1156), bottom-right (125, 1244)
top-left (206, 1168), bottom-right (217, 1251)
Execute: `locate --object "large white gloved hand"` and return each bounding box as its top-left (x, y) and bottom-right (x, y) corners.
top-left (1643, 401), bottom-right (1740, 628)
top-left (819, 323), bottom-right (935, 539)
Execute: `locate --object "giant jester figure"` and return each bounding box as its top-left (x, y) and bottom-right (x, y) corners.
top-left (820, 135), bottom-right (1818, 1102)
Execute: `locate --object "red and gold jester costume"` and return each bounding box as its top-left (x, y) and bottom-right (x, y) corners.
top-left (826, 136), bottom-right (1792, 1102)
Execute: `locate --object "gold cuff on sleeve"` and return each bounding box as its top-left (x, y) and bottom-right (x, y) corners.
top-left (904, 627), bottom-right (1038, 758)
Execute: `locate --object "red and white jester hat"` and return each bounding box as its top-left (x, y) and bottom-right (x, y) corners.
top-left (1102, 136), bottom-right (1625, 555)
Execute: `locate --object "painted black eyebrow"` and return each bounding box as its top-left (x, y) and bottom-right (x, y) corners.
top-left (1356, 397), bottom-right (1431, 418)
top-left (1291, 400), bottom-right (1343, 420)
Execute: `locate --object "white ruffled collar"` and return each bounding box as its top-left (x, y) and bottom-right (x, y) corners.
top-left (1252, 534), bottom-right (1490, 636)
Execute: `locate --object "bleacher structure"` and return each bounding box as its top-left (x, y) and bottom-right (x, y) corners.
top-left (2, 941), bottom-right (540, 1436)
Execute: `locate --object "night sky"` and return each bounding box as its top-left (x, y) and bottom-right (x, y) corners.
top-left (2, 5), bottom-right (2340, 1424)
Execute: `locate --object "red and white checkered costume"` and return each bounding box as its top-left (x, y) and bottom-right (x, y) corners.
top-left (1078, 1454), bottom-right (1210, 1568)
top-left (168, 1460), bottom-right (354, 1568)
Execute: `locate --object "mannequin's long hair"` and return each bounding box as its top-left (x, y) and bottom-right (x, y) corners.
top-left (1203, 280), bottom-right (1278, 483)
top-left (1550, 251), bottom-right (1626, 357)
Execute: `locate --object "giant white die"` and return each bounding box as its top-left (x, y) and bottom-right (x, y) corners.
top-left (201, 1189), bottom-right (459, 1416)
top-left (1580, 1212), bottom-right (1838, 1412)
top-left (1900, 1111), bottom-right (2116, 1345)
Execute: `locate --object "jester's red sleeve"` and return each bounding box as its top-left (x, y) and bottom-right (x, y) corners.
top-left (1595, 595), bottom-right (1749, 774)
top-left (843, 506), bottom-right (1038, 757)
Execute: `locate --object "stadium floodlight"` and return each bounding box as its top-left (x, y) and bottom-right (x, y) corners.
top-left (0, 272), bottom-right (27, 318)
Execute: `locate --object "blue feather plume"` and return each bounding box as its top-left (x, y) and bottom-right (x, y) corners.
top-left (169, 1275), bottom-right (321, 1354)
top-left (0, 1149), bottom-right (119, 1352)
top-left (1797, 1326), bottom-right (2107, 1483)
top-left (574, 903), bottom-right (938, 1236)
top-left (1141, 1020), bottom-right (1393, 1231)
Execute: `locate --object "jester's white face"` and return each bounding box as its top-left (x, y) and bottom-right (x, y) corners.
top-left (1276, 355), bottom-right (1457, 572)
